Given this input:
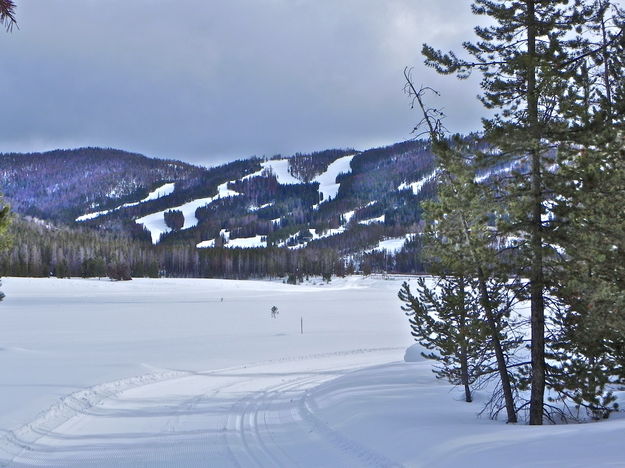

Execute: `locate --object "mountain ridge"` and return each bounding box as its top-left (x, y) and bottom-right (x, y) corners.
top-left (0, 139), bottom-right (442, 278)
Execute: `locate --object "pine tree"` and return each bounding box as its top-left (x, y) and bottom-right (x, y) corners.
top-left (546, 2), bottom-right (625, 419)
top-left (422, 0), bottom-right (595, 425)
top-left (402, 78), bottom-right (524, 421)
top-left (400, 276), bottom-right (489, 403)
top-left (0, 0), bottom-right (16, 31)
top-left (0, 202), bottom-right (9, 301)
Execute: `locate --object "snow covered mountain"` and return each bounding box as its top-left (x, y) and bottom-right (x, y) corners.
top-left (0, 142), bottom-right (436, 253)
top-left (0, 139), bottom-right (511, 278)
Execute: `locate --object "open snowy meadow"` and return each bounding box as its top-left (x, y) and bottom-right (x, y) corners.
top-left (0, 276), bottom-right (623, 467)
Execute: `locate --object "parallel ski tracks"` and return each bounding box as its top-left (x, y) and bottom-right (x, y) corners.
top-left (2, 347), bottom-right (404, 467)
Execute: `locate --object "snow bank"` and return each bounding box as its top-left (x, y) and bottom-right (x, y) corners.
top-left (307, 361), bottom-right (625, 467)
top-left (403, 343), bottom-right (427, 362)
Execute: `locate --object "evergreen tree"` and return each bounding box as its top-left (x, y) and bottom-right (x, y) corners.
top-left (403, 78), bottom-right (523, 422)
top-left (164, 210), bottom-right (185, 231)
top-left (400, 276), bottom-right (488, 403)
top-left (546, 2), bottom-right (625, 419)
top-left (0, 202), bottom-right (10, 301)
top-left (422, 0), bottom-right (595, 425)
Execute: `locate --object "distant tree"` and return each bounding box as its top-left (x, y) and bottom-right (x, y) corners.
top-left (55, 259), bottom-right (70, 278)
top-left (107, 262), bottom-right (132, 281)
top-left (81, 257), bottom-right (107, 278)
top-left (81, 258), bottom-right (95, 278)
top-left (164, 210), bottom-right (184, 231)
top-left (0, 202), bottom-right (9, 300)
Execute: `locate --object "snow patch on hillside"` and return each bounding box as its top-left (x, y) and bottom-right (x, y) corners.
top-left (197, 229), bottom-right (267, 249)
top-left (243, 159), bottom-right (302, 185)
top-left (313, 154), bottom-right (355, 204)
top-left (342, 210), bottom-right (356, 223)
top-left (76, 182), bottom-right (176, 222)
top-left (359, 215), bottom-right (385, 225)
top-left (249, 202), bottom-right (274, 212)
top-left (138, 182), bottom-right (240, 244)
top-left (366, 234), bottom-right (415, 254)
top-left (398, 170), bottom-right (438, 196)
top-left (228, 235), bottom-right (267, 248)
top-left (280, 226), bottom-right (347, 249)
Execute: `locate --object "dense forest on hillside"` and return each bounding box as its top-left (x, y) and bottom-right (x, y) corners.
top-left (0, 148), bottom-right (204, 222)
top-left (0, 139), bottom-right (435, 279)
top-left (0, 216), bottom-right (424, 279)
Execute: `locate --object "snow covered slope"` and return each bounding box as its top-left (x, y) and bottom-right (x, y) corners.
top-left (257, 159), bottom-right (302, 185)
top-left (76, 183), bottom-right (176, 222)
top-left (312, 154), bottom-right (354, 203)
top-left (137, 182), bottom-right (240, 244)
top-left (136, 159), bottom-right (306, 244)
top-left (398, 169), bottom-right (438, 196)
top-left (366, 234), bottom-right (416, 254)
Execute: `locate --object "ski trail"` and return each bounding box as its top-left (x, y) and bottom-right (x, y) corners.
top-left (6, 348), bottom-right (404, 467)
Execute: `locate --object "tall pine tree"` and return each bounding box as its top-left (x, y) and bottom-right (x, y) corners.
top-left (422, 0), bottom-right (594, 425)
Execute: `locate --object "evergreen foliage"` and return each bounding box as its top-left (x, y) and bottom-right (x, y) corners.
top-left (399, 276), bottom-right (488, 403)
top-left (414, 0), bottom-right (625, 424)
top-left (164, 210), bottom-right (184, 231)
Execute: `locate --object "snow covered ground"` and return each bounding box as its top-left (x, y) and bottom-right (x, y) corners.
top-left (0, 276), bottom-right (622, 467)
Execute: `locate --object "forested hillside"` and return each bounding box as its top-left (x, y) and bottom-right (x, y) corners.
top-left (0, 148), bottom-right (204, 222)
top-left (0, 140), bottom-right (439, 278)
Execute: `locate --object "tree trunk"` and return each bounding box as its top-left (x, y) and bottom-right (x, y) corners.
top-left (476, 267), bottom-right (517, 423)
top-left (460, 349), bottom-right (473, 403)
top-left (459, 277), bottom-right (473, 403)
top-left (527, 0), bottom-right (545, 426)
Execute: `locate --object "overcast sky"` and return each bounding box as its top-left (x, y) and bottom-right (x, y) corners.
top-left (0, 1), bottom-right (484, 166)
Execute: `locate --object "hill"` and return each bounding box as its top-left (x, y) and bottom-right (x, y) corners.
top-left (0, 140), bottom-right (443, 278)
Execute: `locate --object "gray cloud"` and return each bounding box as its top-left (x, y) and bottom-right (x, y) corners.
top-left (0, 0), bottom-right (484, 165)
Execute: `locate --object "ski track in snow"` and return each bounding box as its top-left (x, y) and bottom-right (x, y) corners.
top-left (3, 347), bottom-right (403, 468)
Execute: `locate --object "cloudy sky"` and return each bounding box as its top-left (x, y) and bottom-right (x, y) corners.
top-left (0, 1), bottom-right (484, 166)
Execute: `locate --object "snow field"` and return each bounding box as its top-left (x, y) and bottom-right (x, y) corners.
top-left (0, 276), bottom-right (623, 467)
